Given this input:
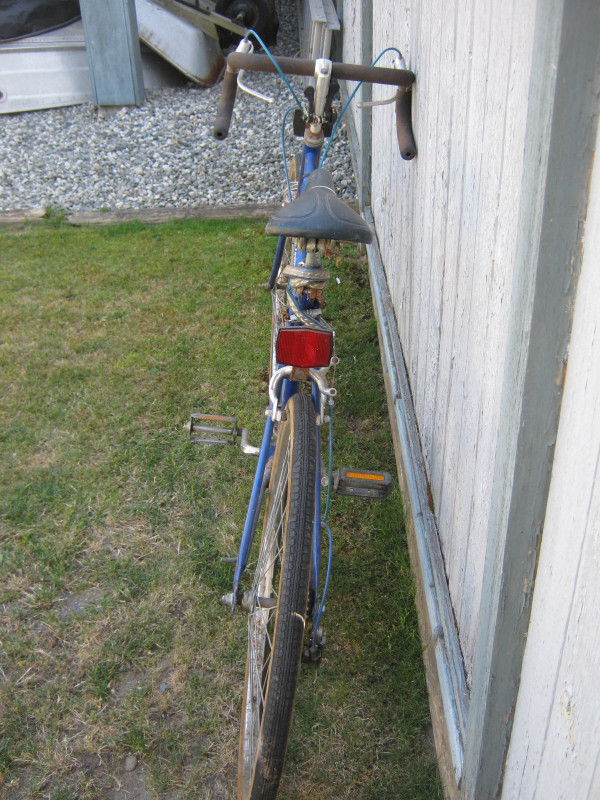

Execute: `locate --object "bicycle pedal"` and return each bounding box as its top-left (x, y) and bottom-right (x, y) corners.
top-left (185, 413), bottom-right (240, 445)
top-left (185, 414), bottom-right (259, 454)
top-left (333, 468), bottom-right (393, 499)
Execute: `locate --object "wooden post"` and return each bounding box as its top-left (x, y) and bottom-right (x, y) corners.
top-left (80, 0), bottom-right (145, 107)
top-left (462, 1), bottom-right (600, 797)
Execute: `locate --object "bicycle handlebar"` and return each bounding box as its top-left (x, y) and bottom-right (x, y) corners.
top-left (213, 52), bottom-right (417, 160)
top-left (225, 53), bottom-right (415, 87)
top-left (214, 66), bottom-right (240, 141)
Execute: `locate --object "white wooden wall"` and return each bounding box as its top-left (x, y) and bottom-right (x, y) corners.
top-left (342, 0), bottom-right (538, 681)
top-left (338, 0), bottom-right (599, 794)
top-left (500, 119), bottom-right (600, 800)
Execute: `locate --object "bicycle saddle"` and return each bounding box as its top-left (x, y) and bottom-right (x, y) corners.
top-left (266, 168), bottom-right (373, 244)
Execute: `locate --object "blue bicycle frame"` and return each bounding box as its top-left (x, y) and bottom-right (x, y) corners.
top-left (232, 136), bottom-right (326, 616)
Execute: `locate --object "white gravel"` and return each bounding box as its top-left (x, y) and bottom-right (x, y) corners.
top-left (0, 2), bottom-right (356, 212)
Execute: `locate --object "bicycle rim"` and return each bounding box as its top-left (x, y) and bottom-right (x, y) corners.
top-left (238, 393), bottom-right (317, 800)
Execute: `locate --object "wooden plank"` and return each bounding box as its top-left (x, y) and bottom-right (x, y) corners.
top-left (442, 0), bottom-right (492, 666)
top-left (340, 0), bottom-right (364, 147)
top-left (454, 0), bottom-right (517, 669)
top-left (0, 208), bottom-right (47, 228)
top-left (80, 0), bottom-right (145, 106)
top-left (435, 0), bottom-right (490, 663)
top-left (462, 0), bottom-right (536, 666)
top-left (404, 0), bottom-right (426, 380)
top-left (502, 103), bottom-right (600, 800)
top-left (429, 0), bottom-right (474, 541)
top-left (413, 0), bottom-right (437, 425)
top-left (0, 205), bottom-right (282, 229)
top-left (420, 0), bottom-right (456, 493)
top-left (371, 0), bottom-right (415, 358)
top-left (462, 0), bottom-right (600, 796)
top-left (355, 0), bottom-right (372, 208)
top-left (67, 204), bottom-right (281, 225)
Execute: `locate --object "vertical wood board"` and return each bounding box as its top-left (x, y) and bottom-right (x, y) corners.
top-left (463, 0), bottom-right (599, 795)
top-left (369, 0), bottom-right (537, 679)
top-left (501, 107), bottom-right (600, 800)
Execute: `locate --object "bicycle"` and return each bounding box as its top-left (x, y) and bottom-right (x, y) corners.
top-left (187, 34), bottom-right (416, 800)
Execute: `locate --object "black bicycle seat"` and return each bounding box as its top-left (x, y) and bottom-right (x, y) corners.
top-left (265, 168), bottom-right (373, 244)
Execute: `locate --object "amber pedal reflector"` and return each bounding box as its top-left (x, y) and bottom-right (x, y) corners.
top-left (345, 471), bottom-right (385, 481)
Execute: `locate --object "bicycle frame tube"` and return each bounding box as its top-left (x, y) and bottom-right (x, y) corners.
top-left (268, 235), bottom-right (287, 289)
top-left (311, 380), bottom-right (322, 600)
top-left (300, 141), bottom-right (320, 193)
top-left (233, 414), bottom-right (275, 599)
top-left (233, 135), bottom-right (328, 603)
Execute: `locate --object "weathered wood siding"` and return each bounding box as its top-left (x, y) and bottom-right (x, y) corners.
top-left (342, 0), bottom-right (538, 679)
top-left (500, 120), bottom-right (600, 800)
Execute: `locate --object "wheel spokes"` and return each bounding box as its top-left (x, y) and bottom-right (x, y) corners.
top-left (241, 435), bottom-right (290, 791)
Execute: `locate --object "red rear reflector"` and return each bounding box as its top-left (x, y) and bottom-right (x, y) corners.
top-left (276, 328), bottom-right (333, 368)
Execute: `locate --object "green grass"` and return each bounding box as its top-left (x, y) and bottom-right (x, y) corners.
top-left (0, 218), bottom-right (441, 799)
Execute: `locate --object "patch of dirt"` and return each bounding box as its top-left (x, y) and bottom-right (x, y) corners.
top-left (0, 767), bottom-right (38, 800)
top-left (74, 752), bottom-right (175, 800)
top-left (57, 587), bottom-right (104, 620)
top-left (111, 668), bottom-right (146, 699)
top-left (105, 762), bottom-right (152, 800)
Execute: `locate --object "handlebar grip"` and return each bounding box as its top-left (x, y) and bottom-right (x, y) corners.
top-left (395, 88), bottom-right (417, 160)
top-left (213, 68), bottom-right (239, 140)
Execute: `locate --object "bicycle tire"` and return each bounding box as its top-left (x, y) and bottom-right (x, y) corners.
top-left (238, 393), bottom-right (317, 800)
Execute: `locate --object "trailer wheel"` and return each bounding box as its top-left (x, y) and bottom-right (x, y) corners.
top-left (216, 0), bottom-right (279, 48)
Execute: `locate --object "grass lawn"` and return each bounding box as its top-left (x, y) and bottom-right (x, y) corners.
top-left (0, 218), bottom-right (441, 800)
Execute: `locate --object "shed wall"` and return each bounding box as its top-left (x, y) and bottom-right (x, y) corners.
top-left (342, 0), bottom-right (538, 679)
top-left (501, 117), bottom-right (600, 800)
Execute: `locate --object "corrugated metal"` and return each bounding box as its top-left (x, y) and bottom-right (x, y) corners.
top-left (0, 19), bottom-right (187, 114)
top-left (0, 22), bottom-right (93, 113)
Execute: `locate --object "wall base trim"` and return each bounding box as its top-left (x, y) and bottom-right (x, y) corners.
top-left (365, 208), bottom-right (468, 793)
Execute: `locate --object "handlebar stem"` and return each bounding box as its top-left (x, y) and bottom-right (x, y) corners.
top-left (313, 59), bottom-right (333, 125)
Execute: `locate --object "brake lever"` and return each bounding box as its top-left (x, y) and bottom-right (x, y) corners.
top-left (357, 57), bottom-right (406, 108)
top-left (356, 55), bottom-right (417, 160)
top-left (237, 71), bottom-right (274, 104)
top-left (235, 38), bottom-right (274, 104)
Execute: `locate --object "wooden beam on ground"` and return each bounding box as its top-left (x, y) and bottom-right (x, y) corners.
top-left (66, 205), bottom-right (281, 225)
top-left (0, 206), bottom-right (285, 228)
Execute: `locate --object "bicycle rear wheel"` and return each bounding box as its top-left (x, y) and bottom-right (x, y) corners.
top-left (239, 393), bottom-right (317, 800)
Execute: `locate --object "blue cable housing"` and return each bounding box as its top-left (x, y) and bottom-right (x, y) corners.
top-left (246, 30), bottom-right (303, 109)
top-left (320, 47), bottom-right (404, 167)
top-left (312, 521), bottom-right (332, 646)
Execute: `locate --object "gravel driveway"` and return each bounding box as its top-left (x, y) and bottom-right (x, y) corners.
top-left (0, 2), bottom-right (356, 213)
